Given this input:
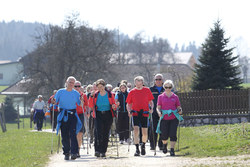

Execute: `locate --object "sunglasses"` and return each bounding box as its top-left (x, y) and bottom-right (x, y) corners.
top-left (155, 79), bottom-right (162, 81)
top-left (164, 86), bottom-right (172, 89)
top-left (74, 85), bottom-right (81, 88)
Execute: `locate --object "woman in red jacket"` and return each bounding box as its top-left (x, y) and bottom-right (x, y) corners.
top-left (74, 81), bottom-right (89, 157)
top-left (89, 79), bottom-right (116, 158)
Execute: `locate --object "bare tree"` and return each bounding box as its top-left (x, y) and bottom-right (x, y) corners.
top-left (20, 14), bottom-right (116, 98)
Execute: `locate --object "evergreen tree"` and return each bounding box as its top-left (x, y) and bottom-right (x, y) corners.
top-left (192, 20), bottom-right (242, 90)
top-left (3, 97), bottom-right (18, 122)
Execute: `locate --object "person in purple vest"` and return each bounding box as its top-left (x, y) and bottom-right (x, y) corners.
top-left (157, 80), bottom-right (183, 156)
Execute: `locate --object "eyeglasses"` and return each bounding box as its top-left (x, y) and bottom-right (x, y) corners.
top-left (164, 86), bottom-right (172, 89)
top-left (155, 79), bottom-right (162, 81)
top-left (74, 85), bottom-right (81, 88)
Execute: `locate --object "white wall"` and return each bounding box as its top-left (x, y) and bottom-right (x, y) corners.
top-left (0, 62), bottom-right (23, 85)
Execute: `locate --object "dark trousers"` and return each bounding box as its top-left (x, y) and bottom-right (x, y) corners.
top-left (61, 112), bottom-right (78, 155)
top-left (35, 110), bottom-right (44, 130)
top-left (160, 118), bottom-right (179, 141)
top-left (50, 110), bottom-right (58, 130)
top-left (94, 110), bottom-right (113, 153)
top-left (117, 111), bottom-right (129, 141)
top-left (149, 114), bottom-right (163, 149)
top-left (89, 113), bottom-right (94, 142)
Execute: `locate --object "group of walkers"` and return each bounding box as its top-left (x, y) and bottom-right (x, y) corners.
top-left (32, 74), bottom-right (183, 160)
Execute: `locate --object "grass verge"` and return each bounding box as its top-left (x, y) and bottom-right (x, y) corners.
top-left (0, 118), bottom-right (58, 167)
top-left (178, 123), bottom-right (250, 157)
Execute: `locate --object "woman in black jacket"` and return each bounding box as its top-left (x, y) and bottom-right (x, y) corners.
top-left (115, 83), bottom-right (129, 144)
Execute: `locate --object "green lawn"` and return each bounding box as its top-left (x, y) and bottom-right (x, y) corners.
top-left (178, 123), bottom-right (250, 157)
top-left (241, 83), bottom-right (250, 89)
top-left (0, 86), bottom-right (8, 103)
top-left (0, 118), bottom-right (58, 167)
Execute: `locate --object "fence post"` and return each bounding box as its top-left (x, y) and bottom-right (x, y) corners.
top-left (23, 116), bottom-right (24, 129)
top-left (1, 103), bottom-right (7, 132)
top-left (248, 89), bottom-right (250, 122)
top-left (30, 112), bottom-right (32, 129)
top-left (0, 105), bottom-right (7, 132)
top-left (17, 105), bottom-right (20, 129)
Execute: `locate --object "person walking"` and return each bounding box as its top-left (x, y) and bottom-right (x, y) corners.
top-left (48, 90), bottom-right (58, 131)
top-left (149, 74), bottom-right (164, 150)
top-left (87, 83), bottom-right (96, 144)
top-left (89, 79), bottom-right (116, 158)
top-left (54, 76), bottom-right (83, 160)
top-left (74, 81), bottom-right (89, 157)
top-left (33, 95), bottom-right (46, 131)
top-left (115, 83), bottom-right (129, 144)
top-left (156, 80), bottom-right (183, 156)
top-left (126, 76), bottom-right (154, 156)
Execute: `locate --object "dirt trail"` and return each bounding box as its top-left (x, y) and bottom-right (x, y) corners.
top-left (46, 139), bottom-right (250, 167)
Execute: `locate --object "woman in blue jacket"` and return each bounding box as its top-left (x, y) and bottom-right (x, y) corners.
top-left (54, 76), bottom-right (83, 160)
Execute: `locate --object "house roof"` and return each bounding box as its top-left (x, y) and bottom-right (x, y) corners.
top-left (0, 60), bottom-right (12, 64)
top-left (110, 52), bottom-right (196, 68)
top-left (164, 52), bottom-right (194, 64)
top-left (0, 79), bottom-right (29, 95)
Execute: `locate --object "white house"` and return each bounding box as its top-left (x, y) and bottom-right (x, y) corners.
top-left (0, 61), bottom-right (24, 86)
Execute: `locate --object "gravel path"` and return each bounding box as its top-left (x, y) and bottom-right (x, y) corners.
top-left (46, 137), bottom-right (250, 167)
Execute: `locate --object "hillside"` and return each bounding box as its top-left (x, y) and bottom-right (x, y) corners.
top-left (0, 21), bottom-right (44, 61)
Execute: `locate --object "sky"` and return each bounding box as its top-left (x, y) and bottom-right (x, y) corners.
top-left (1, 0), bottom-right (250, 56)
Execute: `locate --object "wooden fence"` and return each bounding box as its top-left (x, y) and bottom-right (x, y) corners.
top-left (178, 89), bottom-right (250, 116)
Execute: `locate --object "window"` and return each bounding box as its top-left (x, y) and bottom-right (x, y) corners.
top-left (0, 73), bottom-right (3, 80)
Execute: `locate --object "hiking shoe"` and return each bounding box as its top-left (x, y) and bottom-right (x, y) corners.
top-left (150, 147), bottom-right (155, 150)
top-left (64, 154), bottom-right (70, 160)
top-left (71, 154), bottom-right (77, 160)
top-left (134, 149), bottom-right (140, 156)
top-left (100, 153), bottom-right (106, 157)
top-left (95, 151), bottom-right (100, 157)
top-left (141, 144), bottom-right (146, 155)
top-left (163, 144), bottom-right (167, 154)
top-left (170, 148), bottom-right (175, 156)
top-left (120, 140), bottom-right (124, 144)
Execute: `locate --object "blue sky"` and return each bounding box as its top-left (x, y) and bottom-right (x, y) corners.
top-left (1, 0), bottom-right (250, 56)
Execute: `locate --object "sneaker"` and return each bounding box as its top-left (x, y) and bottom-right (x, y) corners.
top-left (71, 154), bottom-right (77, 160)
top-left (150, 147), bottom-right (155, 150)
top-left (76, 153), bottom-right (80, 158)
top-left (64, 154), bottom-right (70, 160)
top-left (126, 138), bottom-right (131, 144)
top-left (100, 153), bottom-right (106, 157)
top-left (134, 149), bottom-right (140, 156)
top-left (120, 140), bottom-right (124, 144)
top-left (162, 144), bottom-right (167, 154)
top-left (141, 143), bottom-right (146, 155)
top-left (95, 151), bottom-right (100, 157)
top-left (170, 148), bottom-right (175, 156)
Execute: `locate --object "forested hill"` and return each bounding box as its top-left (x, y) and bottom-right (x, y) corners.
top-left (0, 20), bottom-right (200, 62)
top-left (0, 21), bottom-right (44, 61)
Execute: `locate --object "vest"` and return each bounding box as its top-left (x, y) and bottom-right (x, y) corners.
top-left (117, 91), bottom-right (128, 112)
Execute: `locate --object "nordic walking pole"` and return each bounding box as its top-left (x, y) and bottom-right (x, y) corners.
top-left (57, 130), bottom-right (60, 153)
top-left (51, 105), bottom-right (54, 154)
top-left (177, 114), bottom-right (181, 151)
top-left (128, 115), bottom-right (131, 152)
top-left (150, 113), bottom-right (156, 156)
top-left (115, 110), bottom-right (119, 157)
top-left (83, 106), bottom-right (89, 154)
top-left (81, 103), bottom-right (86, 151)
